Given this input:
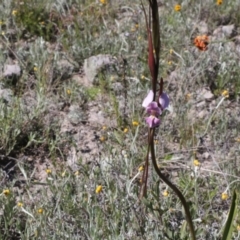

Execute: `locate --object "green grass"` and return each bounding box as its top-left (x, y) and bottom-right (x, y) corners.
top-left (0, 0), bottom-right (240, 239)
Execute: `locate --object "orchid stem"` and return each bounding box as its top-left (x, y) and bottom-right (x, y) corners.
top-left (149, 128), bottom-right (196, 240)
top-left (139, 135), bottom-right (150, 199)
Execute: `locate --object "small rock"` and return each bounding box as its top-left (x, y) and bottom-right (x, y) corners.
top-left (203, 91), bottom-right (214, 101)
top-left (3, 64), bottom-right (21, 77)
top-left (203, 152), bottom-right (210, 159)
top-left (213, 24), bottom-right (235, 38)
top-left (222, 25), bottom-right (235, 37)
top-left (83, 54), bottom-right (117, 84)
top-left (197, 88), bottom-right (214, 101)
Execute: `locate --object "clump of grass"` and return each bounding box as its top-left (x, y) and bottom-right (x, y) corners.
top-left (13, 0), bottom-right (58, 41)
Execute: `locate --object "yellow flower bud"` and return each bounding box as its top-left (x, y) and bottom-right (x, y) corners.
top-left (174, 4), bottom-right (181, 11)
top-left (95, 185), bottom-right (103, 194)
top-left (99, 0), bottom-right (107, 4)
top-left (138, 166), bottom-right (144, 172)
top-left (3, 189), bottom-right (10, 196)
top-left (17, 202), bottom-right (23, 208)
top-left (163, 190), bottom-right (169, 197)
top-left (37, 208), bottom-right (44, 214)
top-left (221, 192), bottom-right (228, 200)
top-left (221, 90), bottom-right (229, 98)
top-left (193, 159), bottom-right (200, 167)
top-left (132, 121), bottom-right (139, 126)
top-left (12, 10), bottom-right (18, 16)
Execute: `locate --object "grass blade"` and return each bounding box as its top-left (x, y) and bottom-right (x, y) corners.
top-left (222, 190), bottom-right (237, 240)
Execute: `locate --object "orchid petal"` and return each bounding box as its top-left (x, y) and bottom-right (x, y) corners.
top-left (146, 101), bottom-right (161, 116)
top-left (146, 116), bottom-right (160, 128)
top-left (142, 90), bottom-right (154, 108)
top-left (159, 92), bottom-right (170, 110)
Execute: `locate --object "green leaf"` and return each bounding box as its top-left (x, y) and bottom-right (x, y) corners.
top-left (222, 190), bottom-right (238, 240)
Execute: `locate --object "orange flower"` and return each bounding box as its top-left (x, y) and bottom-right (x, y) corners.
top-left (194, 35), bottom-right (209, 51)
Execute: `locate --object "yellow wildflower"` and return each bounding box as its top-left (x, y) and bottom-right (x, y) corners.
top-left (46, 169), bottom-right (52, 174)
top-left (17, 202), bottom-right (23, 208)
top-left (163, 190), bottom-right (169, 197)
top-left (37, 208), bottom-right (44, 214)
top-left (168, 61), bottom-right (172, 65)
top-left (33, 66), bottom-right (38, 72)
top-left (169, 49), bottom-right (173, 54)
top-left (216, 0), bottom-right (223, 5)
top-left (102, 125), bottom-right (107, 130)
top-left (138, 166), bottom-right (144, 172)
top-left (123, 128), bottom-right (128, 133)
top-left (132, 121), bottom-right (139, 126)
top-left (99, 0), bottom-right (107, 4)
top-left (12, 10), bottom-right (18, 16)
top-left (3, 189), bottom-right (10, 196)
top-left (174, 4), bottom-right (181, 12)
top-left (66, 89), bottom-right (71, 95)
top-left (193, 159), bottom-right (200, 167)
top-left (95, 185), bottom-right (103, 194)
top-left (237, 225), bottom-right (240, 231)
top-left (100, 136), bottom-right (105, 142)
top-left (221, 90), bottom-right (229, 98)
top-left (74, 171), bottom-right (79, 176)
top-left (221, 192), bottom-right (228, 200)
top-left (185, 93), bottom-right (191, 101)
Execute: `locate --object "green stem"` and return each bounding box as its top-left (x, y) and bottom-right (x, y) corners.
top-left (149, 128), bottom-right (196, 240)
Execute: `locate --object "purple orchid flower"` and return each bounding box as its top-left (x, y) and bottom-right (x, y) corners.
top-left (142, 90), bottom-right (170, 128)
top-left (145, 102), bottom-right (161, 128)
top-left (146, 101), bottom-right (161, 116)
top-left (142, 90), bottom-right (170, 110)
